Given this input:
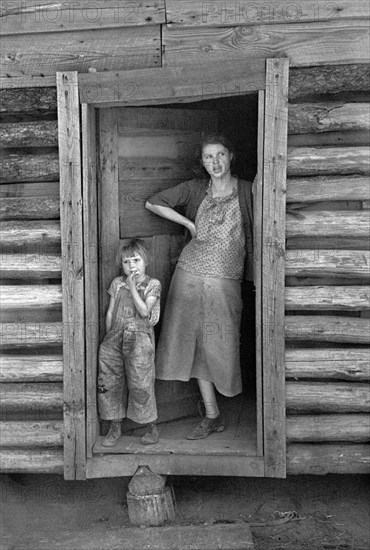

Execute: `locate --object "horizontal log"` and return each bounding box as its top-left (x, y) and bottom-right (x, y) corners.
top-left (286, 347), bottom-right (370, 363)
top-left (287, 414), bottom-right (370, 442)
top-left (286, 175), bottom-right (370, 203)
top-left (0, 322), bottom-right (63, 349)
top-left (0, 285), bottom-right (62, 311)
top-left (285, 249), bottom-right (370, 280)
top-left (0, 253), bottom-right (61, 279)
top-left (285, 347), bottom-right (370, 381)
top-left (0, 196), bottom-right (60, 220)
top-left (0, 149), bottom-right (59, 183)
top-left (286, 443), bottom-right (370, 474)
top-left (286, 211), bottom-right (370, 238)
top-left (0, 220), bottom-right (61, 249)
top-left (287, 146), bottom-right (370, 176)
top-left (286, 277), bottom-right (369, 288)
top-left (0, 421), bottom-right (63, 447)
top-left (285, 315), bottom-right (370, 344)
top-left (162, 21), bottom-right (370, 69)
top-left (1, 27), bottom-right (161, 80)
top-left (285, 286), bottom-right (370, 311)
top-left (0, 449), bottom-right (63, 473)
top-left (288, 130), bottom-right (370, 148)
top-left (286, 359), bottom-right (370, 381)
top-left (289, 64), bottom-right (370, 102)
top-left (0, 354), bottom-right (63, 382)
top-left (0, 87), bottom-right (57, 117)
top-left (0, 181), bottom-right (59, 198)
top-left (286, 381), bottom-right (370, 413)
top-left (166, 1), bottom-right (370, 27)
top-left (287, 200), bottom-right (363, 214)
top-left (0, 121), bottom-right (58, 147)
top-left (1, 1), bottom-right (165, 34)
top-left (288, 103), bottom-right (370, 135)
top-left (286, 237), bottom-right (370, 251)
top-left (0, 383), bottom-right (63, 411)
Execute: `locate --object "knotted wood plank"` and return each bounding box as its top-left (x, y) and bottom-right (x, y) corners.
top-left (286, 381), bottom-right (370, 413)
top-left (285, 315), bottom-right (370, 344)
top-left (287, 414), bottom-right (370, 443)
top-left (0, 355), bottom-right (63, 382)
top-left (0, 421), bottom-right (63, 447)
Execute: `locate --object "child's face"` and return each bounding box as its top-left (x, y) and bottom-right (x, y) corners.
top-left (122, 253), bottom-right (146, 282)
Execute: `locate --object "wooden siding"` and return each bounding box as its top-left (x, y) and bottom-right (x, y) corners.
top-left (285, 67), bottom-right (370, 474)
top-left (1, 1), bottom-right (165, 34)
top-left (162, 21), bottom-right (370, 68)
top-left (165, 1), bottom-right (370, 27)
top-left (0, 63), bottom-right (63, 474)
top-left (1, 27), bottom-right (161, 80)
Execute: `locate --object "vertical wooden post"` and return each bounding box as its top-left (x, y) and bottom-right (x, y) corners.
top-left (82, 104), bottom-right (99, 457)
top-left (262, 58), bottom-right (289, 477)
top-left (255, 90), bottom-right (265, 457)
top-left (98, 108), bottom-right (120, 335)
top-left (57, 72), bottom-right (86, 480)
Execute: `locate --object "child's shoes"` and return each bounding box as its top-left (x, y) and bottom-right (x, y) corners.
top-left (102, 420), bottom-right (122, 447)
top-left (141, 422), bottom-right (159, 445)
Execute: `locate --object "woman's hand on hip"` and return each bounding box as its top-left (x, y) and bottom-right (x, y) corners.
top-left (186, 220), bottom-right (197, 238)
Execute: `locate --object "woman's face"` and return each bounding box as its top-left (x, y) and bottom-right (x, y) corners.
top-left (201, 143), bottom-right (233, 179)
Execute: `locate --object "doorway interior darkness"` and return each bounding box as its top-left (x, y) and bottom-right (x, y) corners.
top-left (94, 93), bottom-right (259, 458)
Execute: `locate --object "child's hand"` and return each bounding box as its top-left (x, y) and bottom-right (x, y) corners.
top-left (127, 271), bottom-right (138, 287)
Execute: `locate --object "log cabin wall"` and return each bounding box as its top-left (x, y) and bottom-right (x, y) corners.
top-left (0, 1), bottom-right (369, 475)
top-left (285, 70), bottom-right (370, 474)
top-left (0, 88), bottom-right (64, 473)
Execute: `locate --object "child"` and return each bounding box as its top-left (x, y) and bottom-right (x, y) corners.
top-left (98, 239), bottom-right (161, 447)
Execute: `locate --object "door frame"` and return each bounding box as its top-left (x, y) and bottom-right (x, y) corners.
top-left (57, 57), bottom-right (288, 479)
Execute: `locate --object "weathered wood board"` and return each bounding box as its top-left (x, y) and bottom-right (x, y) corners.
top-left (162, 21), bottom-right (370, 68)
top-left (1, 1), bottom-right (165, 34)
top-left (1, 27), bottom-right (161, 80)
top-left (0, 355), bottom-right (63, 382)
top-left (165, 1), bottom-right (370, 27)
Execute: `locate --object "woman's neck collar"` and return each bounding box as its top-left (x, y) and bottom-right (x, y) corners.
top-left (209, 175), bottom-right (238, 197)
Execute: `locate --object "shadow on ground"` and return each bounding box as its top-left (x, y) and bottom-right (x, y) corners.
top-left (1, 473), bottom-right (369, 549)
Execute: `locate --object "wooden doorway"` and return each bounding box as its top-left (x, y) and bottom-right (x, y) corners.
top-left (61, 57), bottom-right (289, 478)
top-left (94, 102), bottom-right (259, 458)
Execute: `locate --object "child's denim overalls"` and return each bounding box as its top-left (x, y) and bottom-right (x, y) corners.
top-left (98, 276), bottom-right (159, 424)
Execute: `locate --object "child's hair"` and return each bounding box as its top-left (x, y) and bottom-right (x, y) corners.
top-left (193, 133), bottom-right (236, 177)
top-left (117, 239), bottom-right (149, 267)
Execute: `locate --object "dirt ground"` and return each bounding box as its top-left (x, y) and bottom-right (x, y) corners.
top-left (1, 473), bottom-right (369, 549)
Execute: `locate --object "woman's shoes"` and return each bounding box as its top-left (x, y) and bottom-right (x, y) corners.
top-left (102, 421), bottom-right (122, 447)
top-left (141, 422), bottom-right (159, 445)
top-left (187, 415), bottom-right (225, 440)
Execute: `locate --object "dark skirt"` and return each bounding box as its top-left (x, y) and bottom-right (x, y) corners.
top-left (155, 267), bottom-right (242, 397)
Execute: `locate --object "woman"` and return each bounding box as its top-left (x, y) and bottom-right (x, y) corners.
top-left (145, 134), bottom-right (254, 439)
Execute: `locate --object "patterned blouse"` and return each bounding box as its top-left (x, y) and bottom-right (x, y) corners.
top-left (178, 184), bottom-right (245, 280)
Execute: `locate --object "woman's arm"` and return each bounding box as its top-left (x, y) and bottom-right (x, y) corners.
top-left (145, 201), bottom-right (196, 237)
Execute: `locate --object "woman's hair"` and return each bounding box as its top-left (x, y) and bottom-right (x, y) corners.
top-left (117, 239), bottom-right (149, 266)
top-left (193, 133), bottom-right (236, 177)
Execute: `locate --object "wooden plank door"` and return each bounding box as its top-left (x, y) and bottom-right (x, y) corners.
top-left (98, 107), bottom-right (218, 423)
